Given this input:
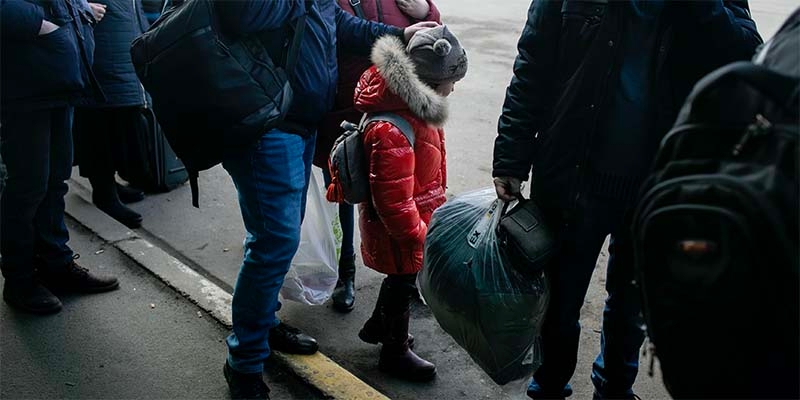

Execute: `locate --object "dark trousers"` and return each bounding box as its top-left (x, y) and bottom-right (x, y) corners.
top-left (73, 107), bottom-right (138, 179)
top-left (528, 195), bottom-right (646, 398)
top-left (0, 107), bottom-right (75, 281)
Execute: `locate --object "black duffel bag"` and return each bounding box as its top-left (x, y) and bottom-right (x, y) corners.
top-left (130, 0), bottom-right (309, 206)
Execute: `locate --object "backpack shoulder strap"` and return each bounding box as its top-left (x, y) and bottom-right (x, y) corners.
top-left (362, 112), bottom-right (416, 147)
top-left (349, 0), bottom-right (366, 19)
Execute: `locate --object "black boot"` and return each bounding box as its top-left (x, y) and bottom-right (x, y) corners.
top-left (332, 255), bottom-right (356, 312)
top-left (359, 280), bottom-right (414, 348)
top-left (2, 278), bottom-right (62, 315)
top-left (90, 176), bottom-right (142, 228)
top-left (224, 362), bottom-right (270, 400)
top-left (116, 183), bottom-right (144, 204)
top-left (378, 309), bottom-right (436, 381)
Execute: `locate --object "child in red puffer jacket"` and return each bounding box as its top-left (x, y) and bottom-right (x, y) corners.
top-left (352, 26), bottom-right (467, 381)
top-left (316, 0), bottom-right (441, 314)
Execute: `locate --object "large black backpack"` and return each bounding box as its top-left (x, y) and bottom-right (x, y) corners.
top-left (130, 0), bottom-right (309, 206)
top-left (632, 10), bottom-right (800, 399)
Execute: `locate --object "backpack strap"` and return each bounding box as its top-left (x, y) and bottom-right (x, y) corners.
top-left (362, 112), bottom-right (416, 147)
top-left (349, 0), bottom-right (366, 19)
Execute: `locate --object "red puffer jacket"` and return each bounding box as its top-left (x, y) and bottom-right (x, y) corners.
top-left (313, 0), bottom-right (441, 169)
top-left (355, 36), bottom-right (449, 275)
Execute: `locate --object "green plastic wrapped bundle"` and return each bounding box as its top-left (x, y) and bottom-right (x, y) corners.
top-left (419, 188), bottom-right (549, 385)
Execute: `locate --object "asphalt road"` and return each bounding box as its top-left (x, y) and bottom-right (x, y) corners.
top-left (0, 218), bottom-right (323, 400)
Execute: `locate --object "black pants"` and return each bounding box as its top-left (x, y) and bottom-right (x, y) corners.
top-left (73, 107), bottom-right (138, 180)
top-left (0, 107), bottom-right (75, 281)
top-left (529, 194), bottom-right (646, 398)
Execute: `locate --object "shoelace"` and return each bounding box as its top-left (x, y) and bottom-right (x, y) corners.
top-left (69, 254), bottom-right (91, 277)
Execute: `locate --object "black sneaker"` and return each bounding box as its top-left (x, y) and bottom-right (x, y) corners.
top-left (38, 255), bottom-right (119, 294)
top-left (3, 280), bottom-right (62, 315)
top-left (224, 362), bottom-right (270, 400)
top-left (268, 322), bottom-right (318, 355)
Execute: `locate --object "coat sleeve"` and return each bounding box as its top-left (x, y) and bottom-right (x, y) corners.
top-left (213, 0), bottom-right (299, 36)
top-left (365, 122), bottom-right (427, 246)
top-left (424, 0), bottom-right (441, 24)
top-left (492, 0), bottom-right (561, 181)
top-left (0, 0), bottom-right (44, 40)
top-left (335, 2), bottom-right (404, 56)
top-left (683, 0), bottom-right (762, 64)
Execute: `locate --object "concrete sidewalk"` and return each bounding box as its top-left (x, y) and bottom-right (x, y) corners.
top-left (0, 217), bottom-right (323, 400)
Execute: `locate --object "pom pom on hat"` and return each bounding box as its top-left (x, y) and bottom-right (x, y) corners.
top-left (433, 39), bottom-right (452, 57)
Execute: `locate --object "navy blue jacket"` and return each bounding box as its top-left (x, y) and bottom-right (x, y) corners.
top-left (214, 0), bottom-right (404, 130)
top-left (0, 0), bottom-right (101, 111)
top-left (84, 0), bottom-right (149, 107)
top-left (493, 1), bottom-right (762, 207)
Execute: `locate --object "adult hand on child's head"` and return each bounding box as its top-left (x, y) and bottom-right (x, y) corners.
top-left (493, 177), bottom-right (522, 202)
top-left (403, 21), bottom-right (439, 43)
top-left (89, 3), bottom-right (107, 22)
top-left (397, 0), bottom-right (431, 20)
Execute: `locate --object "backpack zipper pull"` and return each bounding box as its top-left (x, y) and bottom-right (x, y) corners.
top-left (732, 114), bottom-right (772, 156)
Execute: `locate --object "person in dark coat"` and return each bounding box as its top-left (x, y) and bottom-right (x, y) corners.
top-left (316, 0), bottom-right (441, 313)
top-left (212, 1), bottom-right (437, 398)
top-left (492, 1), bottom-right (762, 399)
top-left (73, 0), bottom-right (150, 228)
top-left (0, 0), bottom-right (120, 315)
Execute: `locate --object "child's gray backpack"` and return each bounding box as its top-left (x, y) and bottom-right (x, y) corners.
top-left (326, 113), bottom-right (415, 205)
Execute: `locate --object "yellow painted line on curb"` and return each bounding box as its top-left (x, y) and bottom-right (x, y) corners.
top-left (65, 179), bottom-right (392, 400)
top-left (276, 353), bottom-right (390, 400)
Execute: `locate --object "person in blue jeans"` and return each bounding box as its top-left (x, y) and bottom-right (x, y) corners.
top-left (493, 1), bottom-right (761, 399)
top-left (212, 2), bottom-right (437, 398)
top-left (1, 0), bottom-right (120, 315)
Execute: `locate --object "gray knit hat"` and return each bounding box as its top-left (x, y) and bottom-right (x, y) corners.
top-left (406, 26), bottom-right (468, 85)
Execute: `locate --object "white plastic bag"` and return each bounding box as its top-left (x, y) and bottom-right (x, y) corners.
top-left (281, 169), bottom-right (340, 305)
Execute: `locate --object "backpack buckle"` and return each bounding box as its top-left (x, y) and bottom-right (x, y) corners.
top-left (349, 0), bottom-right (361, 7)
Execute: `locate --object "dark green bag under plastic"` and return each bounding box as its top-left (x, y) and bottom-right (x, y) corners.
top-left (419, 188), bottom-right (550, 385)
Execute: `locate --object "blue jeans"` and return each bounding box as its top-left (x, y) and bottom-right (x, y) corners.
top-left (0, 107), bottom-right (75, 281)
top-left (222, 129), bottom-right (316, 374)
top-left (321, 168), bottom-right (355, 263)
top-left (528, 196), bottom-right (645, 399)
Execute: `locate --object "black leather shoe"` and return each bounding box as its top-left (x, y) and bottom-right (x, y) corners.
top-left (38, 255), bottom-right (120, 294)
top-left (224, 362), bottom-right (270, 400)
top-left (268, 322), bottom-right (318, 355)
top-left (3, 280), bottom-right (62, 315)
top-left (117, 183), bottom-right (145, 204)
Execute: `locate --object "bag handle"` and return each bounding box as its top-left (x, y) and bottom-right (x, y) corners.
top-left (500, 193), bottom-right (526, 216)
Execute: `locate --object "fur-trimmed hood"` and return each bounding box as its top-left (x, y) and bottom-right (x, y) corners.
top-left (353, 36), bottom-right (449, 126)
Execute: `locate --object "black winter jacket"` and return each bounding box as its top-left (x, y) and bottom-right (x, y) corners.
top-left (84, 0), bottom-right (149, 107)
top-left (0, 0), bottom-right (102, 111)
top-left (493, 1), bottom-right (762, 208)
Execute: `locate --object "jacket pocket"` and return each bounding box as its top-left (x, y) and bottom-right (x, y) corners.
top-left (556, 1), bottom-right (606, 82)
top-left (21, 27), bottom-right (84, 98)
